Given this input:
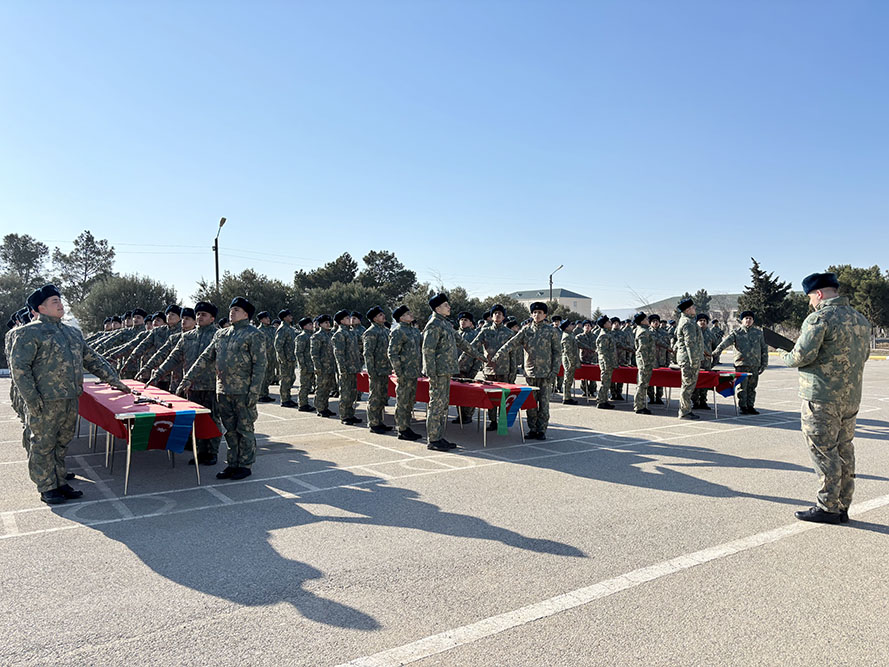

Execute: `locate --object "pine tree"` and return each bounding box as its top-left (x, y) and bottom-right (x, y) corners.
top-left (736, 258), bottom-right (792, 327)
top-left (692, 288), bottom-right (711, 315)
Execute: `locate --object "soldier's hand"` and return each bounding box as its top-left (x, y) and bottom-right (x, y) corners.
top-left (176, 380), bottom-right (192, 397)
top-left (134, 369), bottom-right (148, 382)
top-left (146, 372), bottom-right (159, 387)
top-left (247, 392), bottom-right (259, 408)
top-left (112, 382), bottom-right (132, 394)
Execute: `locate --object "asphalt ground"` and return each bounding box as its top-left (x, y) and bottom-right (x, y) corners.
top-left (2, 355), bottom-right (888, 666)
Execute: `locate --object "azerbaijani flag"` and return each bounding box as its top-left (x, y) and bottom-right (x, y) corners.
top-left (131, 410), bottom-right (196, 453)
top-left (716, 373), bottom-right (748, 398)
top-left (497, 386), bottom-right (534, 435)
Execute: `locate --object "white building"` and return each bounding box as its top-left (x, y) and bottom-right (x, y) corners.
top-left (509, 288), bottom-right (592, 318)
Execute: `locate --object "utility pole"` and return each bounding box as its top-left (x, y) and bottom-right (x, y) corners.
top-left (213, 217), bottom-right (226, 295)
top-left (549, 264), bottom-right (564, 305)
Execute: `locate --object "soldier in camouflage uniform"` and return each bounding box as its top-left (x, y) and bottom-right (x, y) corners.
top-left (560, 320), bottom-right (580, 405)
top-left (576, 320), bottom-right (598, 399)
top-left (711, 310), bottom-right (770, 414)
top-left (310, 314), bottom-right (336, 417)
top-left (97, 308), bottom-right (147, 363)
top-left (10, 285), bottom-right (131, 504)
top-left (467, 304), bottom-right (515, 429)
top-left (609, 317), bottom-right (629, 401)
top-left (274, 309), bottom-right (298, 407)
top-left (674, 298), bottom-right (707, 420)
top-left (710, 319), bottom-right (725, 365)
top-left (422, 294), bottom-right (486, 450)
top-left (783, 272), bottom-right (871, 524)
top-left (647, 314), bottom-right (669, 405)
top-left (362, 306), bottom-right (393, 433)
top-left (492, 302), bottom-right (561, 440)
top-left (155, 302), bottom-right (221, 465)
top-left (122, 306), bottom-right (181, 385)
top-left (692, 313), bottom-right (719, 410)
top-left (633, 312), bottom-right (655, 414)
top-left (595, 316), bottom-right (616, 409)
top-left (6, 309), bottom-right (33, 451)
top-left (180, 297), bottom-right (267, 480)
top-left (137, 307), bottom-right (195, 391)
top-left (331, 310), bottom-right (362, 425)
top-left (257, 312), bottom-right (277, 403)
top-left (551, 315), bottom-right (564, 393)
top-left (388, 305), bottom-right (423, 441)
top-left (294, 317), bottom-right (316, 412)
top-left (454, 312), bottom-right (483, 424)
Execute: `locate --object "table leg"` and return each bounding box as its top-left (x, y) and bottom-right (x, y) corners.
top-left (105, 431), bottom-right (112, 469)
top-left (76, 414), bottom-right (81, 439)
top-left (519, 410), bottom-right (525, 443)
top-left (89, 422), bottom-right (96, 451)
top-left (734, 387), bottom-right (739, 416)
top-left (124, 421), bottom-right (132, 496)
top-left (713, 388), bottom-right (718, 419)
top-left (666, 387), bottom-right (672, 414)
top-left (191, 423), bottom-right (200, 486)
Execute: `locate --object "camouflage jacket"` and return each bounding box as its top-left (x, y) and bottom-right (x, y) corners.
top-left (674, 314), bottom-right (704, 368)
top-left (129, 322), bottom-right (178, 363)
top-left (782, 295), bottom-right (870, 404)
top-left (712, 325), bottom-right (768, 371)
top-left (387, 322), bottom-right (422, 378)
top-left (9, 314), bottom-right (124, 409)
top-left (653, 328), bottom-right (671, 367)
top-left (492, 320), bottom-right (561, 379)
top-left (332, 327), bottom-right (363, 374)
top-left (635, 324), bottom-right (655, 369)
top-left (710, 325), bottom-right (724, 342)
top-left (362, 322), bottom-right (391, 376)
top-left (141, 325), bottom-right (187, 378)
top-left (183, 319), bottom-right (267, 396)
top-left (576, 329), bottom-right (599, 364)
top-left (458, 327), bottom-right (483, 377)
top-left (310, 329), bottom-right (335, 375)
top-left (561, 329), bottom-right (580, 370)
top-left (274, 322), bottom-right (298, 365)
top-left (157, 324), bottom-right (219, 392)
top-left (295, 330), bottom-right (314, 372)
top-left (259, 323), bottom-right (277, 357)
top-left (469, 322), bottom-right (515, 376)
top-left (422, 312), bottom-right (482, 377)
top-left (98, 324), bottom-right (145, 355)
top-left (596, 330), bottom-right (617, 369)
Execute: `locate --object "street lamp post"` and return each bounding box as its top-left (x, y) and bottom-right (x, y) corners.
top-left (549, 264), bottom-right (564, 305)
top-left (213, 217), bottom-right (226, 295)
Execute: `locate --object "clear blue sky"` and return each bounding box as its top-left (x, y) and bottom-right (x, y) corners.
top-left (1, 1), bottom-right (886, 310)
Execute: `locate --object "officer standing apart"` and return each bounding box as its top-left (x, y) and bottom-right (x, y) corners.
top-left (783, 272), bottom-right (870, 524)
top-left (633, 312), bottom-right (655, 415)
top-left (274, 309), bottom-right (298, 407)
top-left (422, 293), bottom-right (486, 451)
top-left (179, 297), bottom-right (267, 481)
top-left (674, 297), bottom-right (707, 420)
top-left (387, 305), bottom-right (423, 441)
top-left (363, 305), bottom-right (393, 433)
top-left (491, 302), bottom-right (561, 440)
top-left (10, 285), bottom-right (131, 504)
top-left (711, 310), bottom-right (769, 414)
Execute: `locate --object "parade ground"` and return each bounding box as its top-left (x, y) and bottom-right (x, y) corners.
top-left (2, 355), bottom-right (889, 666)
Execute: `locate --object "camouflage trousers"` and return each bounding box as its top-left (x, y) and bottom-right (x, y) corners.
top-left (298, 369), bottom-right (315, 408)
top-left (735, 366), bottom-right (760, 409)
top-left (678, 364), bottom-right (698, 417)
top-left (597, 366), bottom-right (613, 405)
top-left (581, 379), bottom-right (598, 398)
top-left (313, 371), bottom-right (335, 412)
top-left (367, 374), bottom-right (389, 426)
top-left (553, 373), bottom-right (563, 393)
top-left (189, 389), bottom-right (222, 456)
top-left (484, 373), bottom-right (508, 424)
top-left (563, 367), bottom-right (576, 402)
top-left (693, 360), bottom-right (713, 406)
top-left (338, 371), bottom-right (358, 419)
top-left (217, 393), bottom-right (258, 467)
top-left (279, 361), bottom-right (295, 402)
top-left (26, 398), bottom-right (78, 493)
top-left (426, 374), bottom-right (451, 442)
top-left (526, 377), bottom-right (552, 434)
top-left (802, 399), bottom-right (857, 512)
top-left (260, 362), bottom-right (272, 399)
top-left (394, 376), bottom-right (418, 432)
top-left (634, 365), bottom-right (653, 412)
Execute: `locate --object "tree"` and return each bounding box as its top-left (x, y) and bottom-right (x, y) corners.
top-left (692, 288), bottom-right (712, 315)
top-left (736, 259), bottom-right (792, 328)
top-left (52, 231), bottom-right (116, 302)
top-left (591, 306), bottom-right (604, 322)
top-left (304, 281), bottom-right (387, 320)
top-left (545, 301), bottom-right (588, 324)
top-left (357, 250), bottom-right (418, 305)
top-left (0, 233), bottom-right (49, 285)
top-left (294, 253), bottom-right (358, 291)
top-left (828, 264), bottom-right (889, 327)
top-left (478, 294), bottom-right (527, 320)
top-left (72, 274), bottom-right (178, 333)
top-left (782, 292), bottom-right (812, 332)
top-left (194, 269), bottom-right (302, 319)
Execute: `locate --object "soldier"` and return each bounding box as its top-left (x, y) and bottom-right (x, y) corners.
top-left (560, 320), bottom-right (580, 405)
top-left (256, 311), bottom-right (277, 403)
top-left (295, 316), bottom-right (316, 412)
top-left (137, 307), bottom-right (195, 391)
top-left (647, 314), bottom-right (669, 405)
top-left (692, 313), bottom-right (718, 411)
top-left (551, 315), bottom-right (564, 393)
top-left (6, 308), bottom-right (34, 452)
top-left (711, 310), bottom-right (769, 414)
top-left (595, 315), bottom-right (616, 410)
top-left (274, 309), bottom-right (298, 407)
top-left (310, 314), bottom-right (336, 417)
top-left (96, 308), bottom-right (146, 355)
top-left (783, 272), bottom-right (870, 524)
top-left (454, 312), bottom-right (482, 424)
top-left (467, 303), bottom-right (515, 430)
top-left (154, 302), bottom-right (221, 465)
top-left (422, 293), bottom-right (486, 451)
top-left (710, 319), bottom-right (725, 365)
top-left (576, 320), bottom-right (598, 399)
top-left (674, 298), bottom-right (707, 420)
top-left (611, 317), bottom-right (632, 401)
top-left (388, 305), bottom-right (423, 441)
top-left (123, 305), bottom-right (181, 384)
top-left (363, 305), bottom-right (393, 433)
top-left (179, 296), bottom-right (267, 481)
top-left (331, 310), bottom-right (362, 425)
top-left (633, 312), bottom-right (655, 415)
top-left (10, 285), bottom-right (131, 504)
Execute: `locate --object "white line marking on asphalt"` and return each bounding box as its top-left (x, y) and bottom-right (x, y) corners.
top-left (74, 456), bottom-right (134, 519)
top-left (340, 493), bottom-right (889, 667)
top-left (1, 512), bottom-right (18, 536)
top-left (331, 430), bottom-right (425, 459)
top-left (257, 410), bottom-right (286, 421)
top-left (288, 476), bottom-right (321, 491)
top-left (204, 486), bottom-right (235, 505)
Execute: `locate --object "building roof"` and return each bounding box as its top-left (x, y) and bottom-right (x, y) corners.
top-left (509, 288), bottom-right (590, 300)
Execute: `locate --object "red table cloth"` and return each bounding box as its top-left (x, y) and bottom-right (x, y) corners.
top-left (561, 365), bottom-right (733, 390)
top-left (356, 373), bottom-right (537, 411)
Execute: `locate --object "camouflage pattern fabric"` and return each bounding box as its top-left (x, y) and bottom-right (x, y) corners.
top-left (394, 376), bottom-right (418, 432)
top-left (189, 389), bottom-right (222, 456)
top-left (561, 329), bottom-right (580, 401)
top-left (596, 329), bottom-right (616, 405)
top-left (363, 322), bottom-right (391, 426)
top-left (183, 319), bottom-right (267, 400)
top-left (426, 374), bottom-right (451, 442)
top-left (310, 328), bottom-right (335, 412)
top-left (674, 313), bottom-right (704, 417)
top-left (525, 377), bottom-right (552, 433)
top-left (634, 324), bottom-right (655, 412)
top-left (388, 322), bottom-right (423, 431)
top-left (422, 312), bottom-right (481, 377)
top-left (26, 398), bottom-right (79, 492)
top-left (217, 393), bottom-right (258, 467)
top-left (800, 399), bottom-right (858, 512)
top-left (470, 323), bottom-right (514, 377)
top-left (491, 321), bottom-right (561, 379)
top-left (161, 324), bottom-right (219, 392)
top-left (275, 322), bottom-right (298, 403)
top-left (333, 327), bottom-right (362, 418)
top-left (713, 325), bottom-right (768, 373)
top-left (259, 322), bottom-right (278, 396)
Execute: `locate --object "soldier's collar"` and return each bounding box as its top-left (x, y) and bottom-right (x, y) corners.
top-left (37, 313), bottom-right (62, 324)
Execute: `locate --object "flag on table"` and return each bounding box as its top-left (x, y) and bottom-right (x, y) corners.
top-left (716, 373), bottom-right (748, 398)
top-left (498, 386), bottom-right (534, 435)
top-left (130, 410), bottom-right (196, 453)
